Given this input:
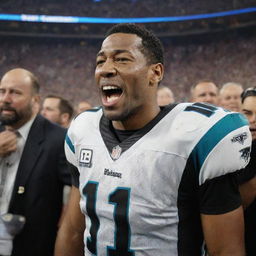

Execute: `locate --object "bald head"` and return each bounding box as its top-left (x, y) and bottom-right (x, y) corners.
top-left (0, 68), bottom-right (40, 129)
top-left (1, 68), bottom-right (40, 95)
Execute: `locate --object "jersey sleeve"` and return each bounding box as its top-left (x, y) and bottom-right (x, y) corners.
top-left (236, 140), bottom-right (256, 184)
top-left (191, 112), bottom-right (251, 186)
top-left (199, 173), bottom-right (241, 214)
top-left (191, 112), bottom-right (252, 214)
top-left (68, 163), bottom-right (80, 188)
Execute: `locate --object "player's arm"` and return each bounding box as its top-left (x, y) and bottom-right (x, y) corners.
top-left (237, 140), bottom-right (256, 208)
top-left (239, 176), bottom-right (256, 208)
top-left (54, 185), bottom-right (85, 256)
top-left (193, 112), bottom-right (251, 255)
top-left (201, 206), bottom-right (245, 256)
top-left (199, 173), bottom-right (246, 256)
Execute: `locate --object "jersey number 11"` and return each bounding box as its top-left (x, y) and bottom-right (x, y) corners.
top-left (83, 181), bottom-right (135, 256)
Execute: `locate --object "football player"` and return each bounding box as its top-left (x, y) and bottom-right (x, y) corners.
top-left (55, 24), bottom-right (251, 256)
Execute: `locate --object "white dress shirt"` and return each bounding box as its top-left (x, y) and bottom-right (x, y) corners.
top-left (0, 117), bottom-right (35, 214)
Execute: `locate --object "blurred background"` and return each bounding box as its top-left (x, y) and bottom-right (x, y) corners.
top-left (0, 0), bottom-right (256, 105)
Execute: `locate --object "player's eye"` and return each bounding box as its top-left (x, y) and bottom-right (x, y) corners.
top-left (96, 59), bottom-right (105, 66)
top-left (115, 57), bottom-right (130, 62)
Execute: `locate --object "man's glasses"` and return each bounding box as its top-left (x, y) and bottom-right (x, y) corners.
top-left (241, 87), bottom-right (256, 103)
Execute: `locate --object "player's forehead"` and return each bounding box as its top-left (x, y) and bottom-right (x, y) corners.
top-left (98, 33), bottom-right (143, 56)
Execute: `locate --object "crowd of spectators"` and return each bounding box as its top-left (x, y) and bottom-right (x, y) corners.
top-left (0, 0), bottom-right (255, 17)
top-left (0, 37), bottom-right (100, 105)
top-left (0, 26), bottom-right (255, 105)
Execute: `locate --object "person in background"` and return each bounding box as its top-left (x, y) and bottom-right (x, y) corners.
top-left (41, 95), bottom-right (74, 128)
top-left (41, 95), bottom-right (74, 221)
top-left (219, 82), bottom-right (244, 112)
top-left (55, 23), bottom-right (251, 256)
top-left (0, 68), bottom-right (71, 256)
top-left (190, 80), bottom-right (219, 105)
top-left (237, 87), bottom-right (256, 256)
top-left (157, 85), bottom-right (175, 106)
top-left (76, 100), bottom-right (92, 114)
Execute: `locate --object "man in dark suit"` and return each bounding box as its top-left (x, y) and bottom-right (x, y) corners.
top-left (0, 68), bottom-right (71, 256)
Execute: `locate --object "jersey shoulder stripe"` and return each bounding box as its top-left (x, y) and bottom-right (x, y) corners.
top-left (191, 112), bottom-right (249, 171)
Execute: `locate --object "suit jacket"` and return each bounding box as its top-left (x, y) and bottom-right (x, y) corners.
top-left (5, 115), bottom-right (71, 256)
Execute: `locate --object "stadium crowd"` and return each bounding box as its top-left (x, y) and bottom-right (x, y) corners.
top-left (0, 2), bottom-right (256, 254)
top-left (0, 28), bottom-right (255, 104)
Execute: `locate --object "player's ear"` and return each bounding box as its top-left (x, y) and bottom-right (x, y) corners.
top-left (149, 63), bottom-right (164, 87)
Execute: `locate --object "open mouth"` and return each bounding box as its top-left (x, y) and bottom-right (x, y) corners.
top-left (102, 85), bottom-right (123, 104)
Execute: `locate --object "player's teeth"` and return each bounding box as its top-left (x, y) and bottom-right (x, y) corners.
top-left (103, 86), bottom-right (118, 90)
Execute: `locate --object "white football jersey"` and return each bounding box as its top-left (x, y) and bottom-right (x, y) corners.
top-left (65, 102), bottom-right (251, 256)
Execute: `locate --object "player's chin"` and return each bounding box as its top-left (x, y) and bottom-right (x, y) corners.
top-left (103, 108), bottom-right (122, 121)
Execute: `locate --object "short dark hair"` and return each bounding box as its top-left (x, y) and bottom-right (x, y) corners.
top-left (241, 87), bottom-right (256, 103)
top-left (45, 95), bottom-right (74, 120)
top-left (106, 23), bottom-right (164, 65)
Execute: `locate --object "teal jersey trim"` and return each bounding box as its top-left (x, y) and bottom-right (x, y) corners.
top-left (74, 106), bottom-right (102, 120)
top-left (65, 134), bottom-right (75, 153)
top-left (191, 113), bottom-right (248, 172)
top-left (86, 106), bottom-right (102, 112)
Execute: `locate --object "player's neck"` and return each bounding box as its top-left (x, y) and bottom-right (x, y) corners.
top-left (112, 105), bottom-right (161, 130)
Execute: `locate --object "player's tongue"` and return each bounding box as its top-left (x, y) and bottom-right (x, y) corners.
top-left (102, 85), bottom-right (122, 105)
top-left (107, 95), bottom-right (120, 103)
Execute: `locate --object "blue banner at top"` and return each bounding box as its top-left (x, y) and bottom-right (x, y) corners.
top-left (0, 7), bottom-right (255, 24)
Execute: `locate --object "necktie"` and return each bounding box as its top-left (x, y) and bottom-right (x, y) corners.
top-left (0, 131), bottom-right (21, 201)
